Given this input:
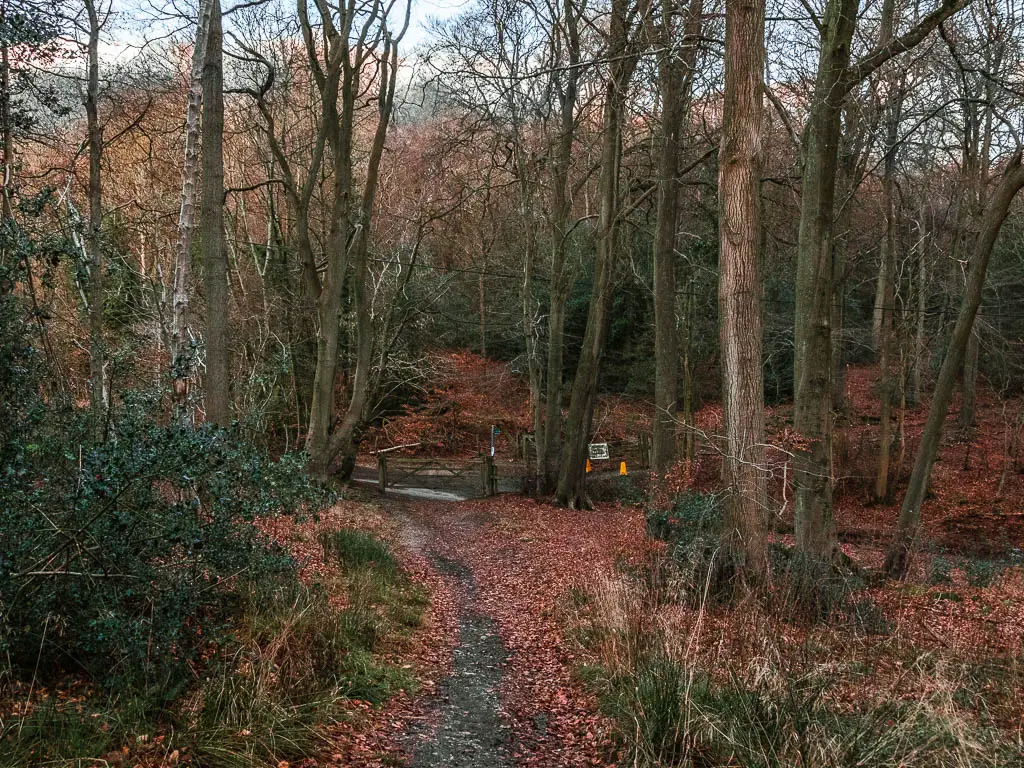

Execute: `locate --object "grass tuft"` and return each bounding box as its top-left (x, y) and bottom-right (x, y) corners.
top-left (569, 567), bottom-right (1023, 768)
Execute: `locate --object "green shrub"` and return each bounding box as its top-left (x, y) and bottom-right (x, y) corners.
top-left (964, 557), bottom-right (1004, 588)
top-left (1, 528), bottom-right (426, 767)
top-left (0, 387), bottom-right (329, 696)
top-left (646, 492), bottom-right (736, 601)
top-left (611, 474), bottom-right (644, 505)
top-left (646, 491), bottom-right (722, 546)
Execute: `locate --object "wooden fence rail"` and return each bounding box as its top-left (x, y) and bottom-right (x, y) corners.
top-left (376, 454), bottom-right (496, 498)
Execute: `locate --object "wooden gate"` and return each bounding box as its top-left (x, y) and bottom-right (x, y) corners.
top-left (376, 454), bottom-right (497, 498)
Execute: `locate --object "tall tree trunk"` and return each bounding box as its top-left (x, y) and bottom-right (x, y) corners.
top-left (84, 0), bottom-right (105, 433)
top-left (911, 193), bottom-right (929, 403)
top-left (680, 285), bottom-right (696, 461)
top-left (958, 87), bottom-right (993, 432)
top-left (478, 267), bottom-right (487, 357)
top-left (1, 33), bottom-right (12, 223)
top-left (832, 101), bottom-right (874, 412)
top-left (831, 269), bottom-right (846, 410)
top-left (651, 0), bottom-right (702, 476)
top-left (870, 0), bottom-right (899, 355)
top-left (792, 0), bottom-right (961, 559)
top-left (305, 17), bottom-right (358, 478)
top-left (874, 83), bottom-right (904, 502)
top-left (539, 0), bottom-right (582, 493)
top-left (171, 0), bottom-right (213, 415)
top-left (201, 0), bottom-right (229, 425)
top-left (541, 290), bottom-right (567, 488)
top-left (522, 219), bottom-right (543, 484)
top-left (718, 0), bottom-right (768, 579)
top-left (556, 0), bottom-right (638, 508)
top-left (873, 0), bottom-right (906, 494)
top-left (885, 152), bottom-right (1024, 578)
top-left (325, 32), bottom-right (403, 479)
top-left (270, 184), bottom-right (316, 432)
top-left (792, 0), bottom-right (857, 560)
top-left (959, 311), bottom-right (980, 430)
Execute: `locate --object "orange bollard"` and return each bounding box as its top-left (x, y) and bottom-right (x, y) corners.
top-left (619, 461), bottom-right (628, 476)
top-left (586, 459), bottom-right (592, 473)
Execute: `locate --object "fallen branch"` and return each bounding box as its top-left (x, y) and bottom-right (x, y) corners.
top-left (920, 618), bottom-right (950, 647)
top-left (371, 442), bottom-right (421, 455)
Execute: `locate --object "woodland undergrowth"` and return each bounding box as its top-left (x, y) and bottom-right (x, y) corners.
top-left (566, 492), bottom-right (1024, 767)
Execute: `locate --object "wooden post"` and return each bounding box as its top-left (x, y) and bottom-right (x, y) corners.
top-left (377, 455), bottom-right (387, 495)
top-left (481, 455), bottom-right (496, 497)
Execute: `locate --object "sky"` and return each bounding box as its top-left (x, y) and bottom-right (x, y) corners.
top-left (91, 0), bottom-right (468, 65)
top-left (405, 0), bottom-right (467, 49)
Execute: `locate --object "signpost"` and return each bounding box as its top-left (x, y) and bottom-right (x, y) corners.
top-left (588, 442), bottom-right (609, 460)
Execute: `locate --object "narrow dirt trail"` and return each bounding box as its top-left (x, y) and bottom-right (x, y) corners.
top-left (385, 496), bottom-right (651, 768)
top-left (394, 506), bottom-right (514, 767)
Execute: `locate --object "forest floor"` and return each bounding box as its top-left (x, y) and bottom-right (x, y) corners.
top-left (298, 489), bottom-right (1022, 767)
top-left (316, 351), bottom-right (1024, 765)
top-left (363, 351), bottom-right (1024, 553)
top-left (305, 492), bottom-right (651, 768)
top-left (10, 353), bottom-right (1021, 766)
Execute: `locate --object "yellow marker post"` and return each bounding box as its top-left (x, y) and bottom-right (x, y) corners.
top-left (586, 459), bottom-right (592, 473)
top-left (619, 461), bottom-right (628, 476)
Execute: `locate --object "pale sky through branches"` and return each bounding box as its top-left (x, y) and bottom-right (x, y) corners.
top-left (406, 0), bottom-right (466, 48)
top-left (92, 0), bottom-right (466, 64)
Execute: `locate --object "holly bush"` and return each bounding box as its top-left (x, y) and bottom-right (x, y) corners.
top-left (0, 240), bottom-right (329, 699)
top-left (0, 397), bottom-right (329, 699)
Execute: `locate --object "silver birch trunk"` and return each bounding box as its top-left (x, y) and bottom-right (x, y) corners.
top-left (170, 0), bottom-right (214, 412)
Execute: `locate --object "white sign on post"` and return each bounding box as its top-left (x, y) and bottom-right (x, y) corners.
top-left (588, 443), bottom-right (609, 460)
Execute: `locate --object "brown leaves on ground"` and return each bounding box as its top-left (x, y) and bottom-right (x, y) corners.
top-left (266, 494), bottom-right (656, 766)
top-left (259, 500), bottom-right (460, 767)
top-left (396, 496), bottom-right (654, 768)
top-left (361, 350), bottom-right (658, 466)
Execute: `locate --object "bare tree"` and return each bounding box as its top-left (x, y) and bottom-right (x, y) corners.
top-left (651, 0), bottom-right (703, 476)
top-left (202, 0), bottom-right (229, 425)
top-left (289, 0), bottom-right (410, 479)
top-left (327, 20), bottom-right (406, 477)
top-left (556, 0), bottom-right (645, 508)
top-left (83, 0), bottom-right (105, 430)
top-left (886, 151), bottom-right (1024, 577)
top-left (171, 0), bottom-right (214, 415)
top-left (718, 0), bottom-right (767, 579)
top-left (539, 0), bottom-right (585, 493)
top-left (872, 0), bottom-right (905, 502)
top-left (792, 0), bottom-right (966, 560)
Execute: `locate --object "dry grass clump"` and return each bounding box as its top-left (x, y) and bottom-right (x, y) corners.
top-left (568, 565), bottom-right (1023, 768)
